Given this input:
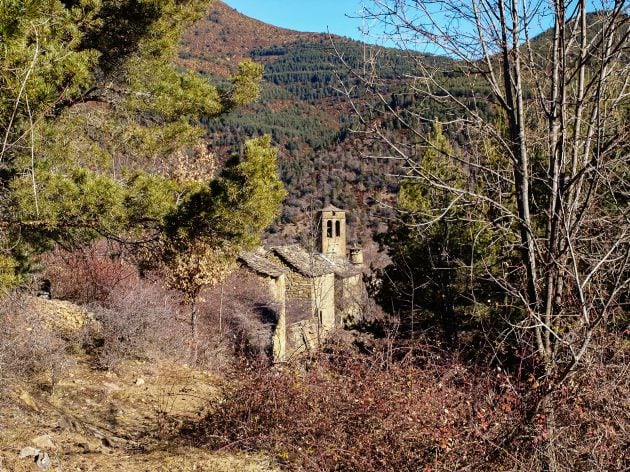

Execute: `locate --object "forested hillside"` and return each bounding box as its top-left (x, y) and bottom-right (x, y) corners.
top-left (179, 2), bottom-right (454, 240)
top-left (177, 1), bottom-right (512, 242)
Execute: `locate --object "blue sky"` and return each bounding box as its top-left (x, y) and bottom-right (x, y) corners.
top-left (222, 0), bottom-right (369, 41)
top-left (221, 0), bottom-right (606, 56)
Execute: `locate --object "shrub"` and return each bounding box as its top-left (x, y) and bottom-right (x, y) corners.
top-left (84, 280), bottom-right (187, 370)
top-left (545, 334), bottom-right (630, 471)
top-left (42, 241), bottom-right (139, 305)
top-left (195, 269), bottom-right (277, 365)
top-left (43, 245), bottom-right (278, 370)
top-left (0, 293), bottom-right (73, 393)
top-left (190, 335), bottom-right (629, 471)
top-left (191, 342), bottom-right (517, 471)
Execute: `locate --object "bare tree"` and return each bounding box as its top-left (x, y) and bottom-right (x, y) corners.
top-left (163, 240), bottom-right (234, 365)
top-left (342, 0), bottom-right (629, 468)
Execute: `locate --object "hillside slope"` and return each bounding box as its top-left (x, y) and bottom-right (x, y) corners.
top-left (0, 296), bottom-right (278, 471)
top-left (178, 1), bottom-right (435, 242)
top-left (179, 1), bottom-right (321, 77)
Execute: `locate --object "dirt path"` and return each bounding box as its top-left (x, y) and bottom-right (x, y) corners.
top-left (0, 299), bottom-right (279, 471)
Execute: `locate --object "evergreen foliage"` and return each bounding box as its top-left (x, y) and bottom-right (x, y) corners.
top-left (378, 122), bottom-right (504, 343)
top-left (166, 135), bottom-right (286, 250)
top-left (0, 0), bottom-right (280, 289)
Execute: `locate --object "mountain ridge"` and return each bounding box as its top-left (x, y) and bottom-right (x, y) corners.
top-left (177, 1), bottom-right (432, 242)
top-left (179, 1), bottom-right (331, 77)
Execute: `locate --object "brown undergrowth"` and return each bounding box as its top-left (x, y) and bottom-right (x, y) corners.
top-left (2, 242), bottom-right (627, 471)
top-left (189, 336), bottom-right (629, 471)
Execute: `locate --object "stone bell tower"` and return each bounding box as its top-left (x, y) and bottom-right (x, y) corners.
top-left (319, 205), bottom-right (346, 259)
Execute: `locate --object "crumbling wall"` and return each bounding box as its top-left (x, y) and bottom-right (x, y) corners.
top-left (285, 271), bottom-right (313, 304)
top-left (313, 273), bottom-right (335, 332)
top-left (336, 274), bottom-right (364, 326)
top-left (286, 318), bottom-right (319, 357)
top-left (266, 274), bottom-right (286, 361)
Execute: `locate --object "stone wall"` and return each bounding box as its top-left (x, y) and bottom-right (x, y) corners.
top-left (242, 246), bottom-right (363, 360)
top-left (285, 271), bottom-right (313, 303)
top-left (286, 318), bottom-right (320, 357)
top-left (313, 272), bottom-right (335, 333)
top-left (336, 274), bottom-right (364, 325)
top-left (266, 253), bottom-right (313, 305)
top-left (266, 274), bottom-right (286, 361)
top-left (284, 273), bottom-right (335, 357)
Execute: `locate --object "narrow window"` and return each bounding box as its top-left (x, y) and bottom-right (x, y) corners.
top-left (327, 220), bottom-right (333, 237)
top-left (335, 220), bottom-right (341, 237)
top-left (319, 311), bottom-right (323, 324)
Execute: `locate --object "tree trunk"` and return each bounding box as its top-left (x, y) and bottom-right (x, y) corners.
top-left (190, 299), bottom-right (198, 365)
top-left (542, 393), bottom-right (559, 472)
top-left (439, 219), bottom-right (457, 345)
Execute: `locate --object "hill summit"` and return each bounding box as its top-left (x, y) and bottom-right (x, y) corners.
top-left (179, 1), bottom-right (324, 77)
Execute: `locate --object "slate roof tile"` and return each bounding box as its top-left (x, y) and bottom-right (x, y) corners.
top-left (241, 244), bottom-right (363, 279)
top-left (271, 245), bottom-right (334, 277)
top-left (238, 251), bottom-right (287, 278)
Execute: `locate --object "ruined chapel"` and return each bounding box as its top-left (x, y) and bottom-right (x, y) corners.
top-left (238, 205), bottom-right (365, 361)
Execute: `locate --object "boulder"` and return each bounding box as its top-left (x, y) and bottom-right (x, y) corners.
top-left (32, 435), bottom-right (54, 450)
top-left (18, 391), bottom-right (40, 412)
top-left (19, 446), bottom-right (40, 458)
top-left (35, 452), bottom-right (51, 470)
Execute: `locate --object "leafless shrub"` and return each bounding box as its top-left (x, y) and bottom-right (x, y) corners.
top-left (42, 244), bottom-right (280, 370)
top-left (84, 280), bottom-right (187, 370)
top-left (196, 269), bottom-right (277, 366)
top-left (42, 241), bottom-right (139, 305)
top-left (190, 334), bottom-right (629, 471)
top-left (544, 333), bottom-right (630, 471)
top-left (0, 293), bottom-right (73, 393)
top-left (191, 343), bottom-right (508, 471)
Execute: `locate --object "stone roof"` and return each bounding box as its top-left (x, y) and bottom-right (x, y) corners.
top-left (320, 204), bottom-right (344, 213)
top-left (317, 254), bottom-right (363, 278)
top-left (271, 245), bottom-right (334, 277)
top-left (241, 244), bottom-right (363, 279)
top-left (238, 250), bottom-right (287, 278)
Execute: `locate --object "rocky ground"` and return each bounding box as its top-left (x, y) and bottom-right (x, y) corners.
top-left (0, 298), bottom-right (279, 472)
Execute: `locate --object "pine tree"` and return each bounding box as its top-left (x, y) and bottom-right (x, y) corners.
top-left (0, 1), bottom-right (268, 287)
top-left (161, 136), bottom-right (286, 362)
top-left (378, 122), bottom-right (499, 343)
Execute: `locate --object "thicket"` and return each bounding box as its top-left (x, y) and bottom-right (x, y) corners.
top-left (0, 293), bottom-right (71, 393)
top-left (191, 335), bottom-right (628, 471)
top-left (39, 242), bottom-right (277, 371)
top-left (40, 243), bottom-right (188, 370)
top-left (347, 3), bottom-right (630, 471)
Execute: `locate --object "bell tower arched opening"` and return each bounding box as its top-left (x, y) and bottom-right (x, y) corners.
top-left (319, 205), bottom-right (346, 259)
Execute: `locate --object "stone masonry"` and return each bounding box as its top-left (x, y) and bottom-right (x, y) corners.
top-left (239, 206), bottom-right (365, 361)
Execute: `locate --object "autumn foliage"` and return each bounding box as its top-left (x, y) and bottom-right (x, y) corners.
top-left (192, 336), bottom-right (629, 471)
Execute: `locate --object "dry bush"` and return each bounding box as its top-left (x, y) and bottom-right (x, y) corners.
top-left (42, 241), bottom-right (139, 305)
top-left (82, 268), bottom-right (278, 372)
top-left (42, 244), bottom-right (279, 370)
top-left (84, 280), bottom-right (187, 370)
top-left (544, 334), bottom-right (630, 471)
top-left (190, 335), bottom-right (629, 471)
top-left (191, 342), bottom-right (518, 471)
top-left (0, 293), bottom-right (73, 393)
top-left (195, 270), bottom-right (276, 367)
